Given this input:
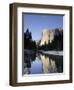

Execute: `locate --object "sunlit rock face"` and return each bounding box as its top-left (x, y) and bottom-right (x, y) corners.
top-left (40, 29), bottom-right (50, 46)
top-left (40, 29), bottom-right (54, 46)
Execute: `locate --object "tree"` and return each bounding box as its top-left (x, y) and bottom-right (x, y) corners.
top-left (24, 28), bottom-right (37, 50)
top-left (24, 28), bottom-right (32, 49)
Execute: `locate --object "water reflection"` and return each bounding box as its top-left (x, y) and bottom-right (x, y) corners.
top-left (23, 52), bottom-right (63, 75)
top-left (39, 55), bottom-right (57, 73)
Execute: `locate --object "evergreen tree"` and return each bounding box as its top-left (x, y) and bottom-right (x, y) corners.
top-left (24, 28), bottom-right (36, 50)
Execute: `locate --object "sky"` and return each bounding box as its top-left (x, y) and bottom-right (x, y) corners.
top-left (23, 13), bottom-right (63, 41)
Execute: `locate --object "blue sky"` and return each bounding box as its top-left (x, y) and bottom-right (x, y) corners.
top-left (23, 13), bottom-right (63, 40)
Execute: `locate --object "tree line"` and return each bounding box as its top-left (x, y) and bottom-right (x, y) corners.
top-left (24, 28), bottom-right (63, 51)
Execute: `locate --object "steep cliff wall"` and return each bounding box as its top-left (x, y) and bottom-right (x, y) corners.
top-left (40, 28), bottom-right (63, 46)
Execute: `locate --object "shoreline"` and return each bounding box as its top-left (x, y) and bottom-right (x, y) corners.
top-left (38, 50), bottom-right (63, 56)
top-left (24, 49), bottom-right (63, 56)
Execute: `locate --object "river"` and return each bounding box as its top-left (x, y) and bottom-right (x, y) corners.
top-left (22, 51), bottom-right (63, 75)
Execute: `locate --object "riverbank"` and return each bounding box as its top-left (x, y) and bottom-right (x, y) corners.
top-left (38, 50), bottom-right (63, 56)
top-left (24, 49), bottom-right (63, 56)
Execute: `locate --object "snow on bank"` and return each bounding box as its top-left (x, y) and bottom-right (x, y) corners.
top-left (24, 49), bottom-right (63, 56)
top-left (39, 51), bottom-right (63, 56)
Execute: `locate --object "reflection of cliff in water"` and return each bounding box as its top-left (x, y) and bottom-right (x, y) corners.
top-left (37, 53), bottom-right (63, 74)
top-left (23, 51), bottom-right (63, 75)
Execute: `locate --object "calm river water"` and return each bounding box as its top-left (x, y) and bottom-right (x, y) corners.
top-left (23, 52), bottom-right (63, 75)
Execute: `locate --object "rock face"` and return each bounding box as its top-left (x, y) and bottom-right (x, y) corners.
top-left (40, 28), bottom-right (63, 46)
top-left (40, 29), bottom-right (55, 46)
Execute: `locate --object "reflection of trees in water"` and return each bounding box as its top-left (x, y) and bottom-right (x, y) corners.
top-left (24, 52), bottom-right (36, 74)
top-left (23, 52), bottom-right (63, 74)
top-left (54, 56), bottom-right (63, 73)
